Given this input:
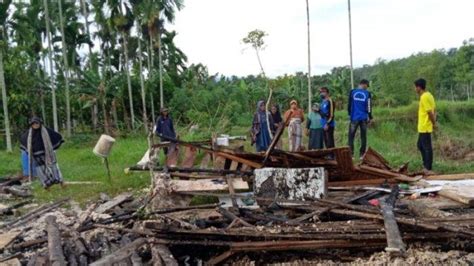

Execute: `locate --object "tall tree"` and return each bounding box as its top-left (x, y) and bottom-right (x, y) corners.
top-left (58, 0), bottom-right (71, 137)
top-left (43, 0), bottom-right (59, 131)
top-left (0, 0), bottom-right (12, 152)
top-left (242, 29), bottom-right (267, 77)
top-left (242, 29), bottom-right (273, 138)
top-left (108, 0), bottom-right (135, 130)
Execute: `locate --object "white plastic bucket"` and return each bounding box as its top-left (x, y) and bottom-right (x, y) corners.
top-left (93, 134), bottom-right (116, 158)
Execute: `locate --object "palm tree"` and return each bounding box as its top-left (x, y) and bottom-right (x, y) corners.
top-left (43, 0), bottom-right (59, 131)
top-left (108, 0), bottom-right (135, 130)
top-left (58, 0), bottom-right (71, 137)
top-left (0, 1), bottom-right (12, 152)
top-left (138, 31), bottom-right (148, 133)
top-left (134, 0), bottom-right (184, 108)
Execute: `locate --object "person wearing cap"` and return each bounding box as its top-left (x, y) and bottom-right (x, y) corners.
top-left (155, 107), bottom-right (176, 154)
top-left (348, 79), bottom-right (373, 159)
top-left (284, 100), bottom-right (305, 151)
top-left (306, 103), bottom-right (324, 150)
top-left (19, 117), bottom-right (64, 189)
top-left (319, 87), bottom-right (336, 149)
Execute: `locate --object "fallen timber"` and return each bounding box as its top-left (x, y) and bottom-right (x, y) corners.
top-left (1, 138), bottom-right (473, 264)
top-left (1, 189), bottom-right (473, 264)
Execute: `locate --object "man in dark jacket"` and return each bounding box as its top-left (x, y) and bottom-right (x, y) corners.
top-left (348, 79), bottom-right (373, 159)
top-left (155, 107), bottom-right (176, 155)
top-left (155, 107), bottom-right (176, 140)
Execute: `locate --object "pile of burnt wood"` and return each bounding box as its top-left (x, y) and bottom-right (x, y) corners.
top-left (0, 187), bottom-right (472, 265)
top-left (1, 134), bottom-right (473, 265)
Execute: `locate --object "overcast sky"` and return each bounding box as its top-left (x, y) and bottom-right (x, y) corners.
top-left (169, 0), bottom-right (474, 77)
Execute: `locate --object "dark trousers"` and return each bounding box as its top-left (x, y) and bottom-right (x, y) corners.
top-left (324, 126), bottom-right (335, 149)
top-left (348, 120), bottom-right (368, 157)
top-left (417, 133), bottom-right (433, 170)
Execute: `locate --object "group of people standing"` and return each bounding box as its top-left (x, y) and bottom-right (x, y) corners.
top-left (251, 85), bottom-right (338, 153)
top-left (19, 78), bottom-right (436, 190)
top-left (250, 78), bottom-right (437, 174)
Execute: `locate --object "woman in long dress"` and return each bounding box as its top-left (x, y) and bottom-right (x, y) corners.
top-left (251, 101), bottom-right (274, 152)
top-left (270, 104), bottom-right (283, 149)
top-left (284, 100), bottom-right (305, 151)
top-left (20, 117), bottom-right (64, 188)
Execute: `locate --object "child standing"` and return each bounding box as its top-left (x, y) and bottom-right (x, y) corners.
top-left (306, 103), bottom-right (324, 150)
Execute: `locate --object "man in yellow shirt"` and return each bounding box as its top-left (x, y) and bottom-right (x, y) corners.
top-left (414, 78), bottom-right (436, 174)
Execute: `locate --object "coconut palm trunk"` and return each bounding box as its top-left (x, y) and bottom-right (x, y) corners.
top-left (157, 27), bottom-right (164, 108)
top-left (138, 36), bottom-right (148, 133)
top-left (43, 0), bottom-right (59, 131)
top-left (58, 0), bottom-right (71, 137)
top-left (123, 33), bottom-right (135, 130)
top-left (0, 48), bottom-right (11, 152)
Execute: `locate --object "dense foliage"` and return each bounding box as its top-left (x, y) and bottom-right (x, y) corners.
top-left (0, 1), bottom-right (473, 149)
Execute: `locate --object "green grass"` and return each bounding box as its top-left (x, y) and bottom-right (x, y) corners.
top-left (0, 100), bottom-right (473, 204)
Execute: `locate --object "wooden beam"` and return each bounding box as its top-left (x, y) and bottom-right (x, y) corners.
top-left (380, 200), bottom-right (406, 255)
top-left (94, 193), bottom-right (133, 214)
top-left (168, 178), bottom-right (249, 192)
top-left (152, 244), bottom-right (178, 266)
top-left (46, 215), bottom-right (66, 266)
top-left (438, 186), bottom-right (474, 206)
top-left (426, 173), bottom-right (474, 180)
top-left (90, 238), bottom-right (147, 266)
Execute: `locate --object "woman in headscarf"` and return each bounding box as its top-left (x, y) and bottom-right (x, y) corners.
top-left (251, 100), bottom-right (274, 152)
top-left (20, 117), bottom-right (64, 188)
top-left (306, 103), bottom-right (324, 150)
top-left (270, 104), bottom-right (283, 149)
top-left (284, 100), bottom-right (305, 151)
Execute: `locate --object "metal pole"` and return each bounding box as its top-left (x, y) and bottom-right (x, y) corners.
top-left (348, 0), bottom-right (355, 89)
top-left (306, 0), bottom-right (312, 113)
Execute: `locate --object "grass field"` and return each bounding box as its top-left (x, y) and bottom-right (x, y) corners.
top-left (1, 100), bottom-right (473, 204)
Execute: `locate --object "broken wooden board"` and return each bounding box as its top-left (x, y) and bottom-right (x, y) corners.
top-left (181, 146), bottom-right (197, 168)
top-left (426, 173), bottom-right (474, 180)
top-left (94, 193), bottom-right (133, 214)
top-left (166, 145), bottom-right (179, 167)
top-left (254, 167), bottom-right (327, 201)
top-left (0, 231), bottom-right (21, 249)
top-left (1, 258), bottom-right (21, 266)
top-left (361, 147), bottom-right (392, 170)
top-left (380, 200), bottom-right (406, 255)
top-left (401, 197), bottom-right (466, 210)
top-left (152, 174), bottom-right (193, 209)
top-left (438, 185), bottom-right (474, 206)
top-left (169, 178), bottom-right (249, 192)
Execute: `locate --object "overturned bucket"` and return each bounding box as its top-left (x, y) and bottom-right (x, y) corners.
top-left (93, 134), bottom-right (116, 158)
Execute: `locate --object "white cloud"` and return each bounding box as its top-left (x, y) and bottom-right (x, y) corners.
top-left (169, 0), bottom-right (474, 77)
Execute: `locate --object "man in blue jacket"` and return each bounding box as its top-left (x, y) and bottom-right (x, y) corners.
top-left (155, 107), bottom-right (176, 155)
top-left (348, 79), bottom-right (373, 159)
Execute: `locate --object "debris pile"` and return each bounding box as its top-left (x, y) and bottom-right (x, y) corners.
top-left (0, 137), bottom-right (473, 265)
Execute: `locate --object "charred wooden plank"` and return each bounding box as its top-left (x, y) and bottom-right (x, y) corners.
top-left (151, 244), bottom-right (178, 266)
top-left (45, 215), bottom-right (66, 266)
top-left (90, 238), bottom-right (147, 266)
top-left (94, 193), bottom-right (133, 214)
top-left (380, 200), bottom-right (406, 255)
